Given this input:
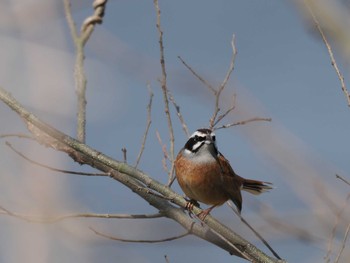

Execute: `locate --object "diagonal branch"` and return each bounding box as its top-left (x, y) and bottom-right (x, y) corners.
top-left (305, 3), bottom-right (350, 107)
top-left (0, 86), bottom-right (283, 263)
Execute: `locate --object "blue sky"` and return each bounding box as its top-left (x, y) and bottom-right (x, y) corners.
top-left (1, 0), bottom-right (350, 262)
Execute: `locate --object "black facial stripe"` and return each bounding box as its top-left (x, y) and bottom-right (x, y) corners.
top-left (184, 136), bottom-right (205, 152)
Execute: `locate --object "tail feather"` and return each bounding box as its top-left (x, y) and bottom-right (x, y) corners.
top-left (242, 179), bottom-right (273, 195)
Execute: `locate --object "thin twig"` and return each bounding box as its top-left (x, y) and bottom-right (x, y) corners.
top-left (213, 93), bottom-right (236, 127)
top-left (164, 255), bottom-right (170, 263)
top-left (156, 130), bottom-right (169, 173)
top-left (306, 3), bottom-right (350, 107)
top-left (334, 221), bottom-right (350, 263)
top-left (90, 226), bottom-right (190, 243)
top-left (168, 90), bottom-right (190, 138)
top-left (227, 202), bottom-right (282, 260)
top-left (154, 0), bottom-right (175, 184)
top-left (177, 55), bottom-right (216, 94)
top-left (121, 147), bottom-right (127, 163)
top-left (214, 117), bottom-right (272, 130)
top-left (0, 133), bottom-right (35, 140)
top-left (209, 35), bottom-right (237, 129)
top-left (63, 0), bottom-right (108, 143)
top-left (336, 174), bottom-right (350, 186)
top-left (0, 204), bottom-right (163, 223)
top-left (325, 192), bottom-right (350, 262)
top-left (5, 141), bottom-right (106, 176)
top-left (135, 85), bottom-right (154, 168)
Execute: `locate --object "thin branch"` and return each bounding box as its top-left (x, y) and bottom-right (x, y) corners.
top-left (209, 35), bottom-right (237, 129)
top-left (154, 0), bottom-right (175, 183)
top-left (135, 85), bottom-right (154, 168)
top-left (80, 0), bottom-right (108, 45)
top-left (306, 3), bottom-right (350, 107)
top-left (168, 90), bottom-right (190, 138)
top-left (156, 130), bottom-right (169, 173)
top-left (213, 93), bottom-right (236, 127)
top-left (164, 255), bottom-right (170, 263)
top-left (0, 205), bottom-right (163, 223)
top-left (5, 141), bottom-right (106, 176)
top-left (227, 202), bottom-right (282, 260)
top-left (177, 55), bottom-right (216, 94)
top-left (336, 174), bottom-right (350, 186)
top-left (90, 226), bottom-right (191, 243)
top-left (0, 133), bottom-right (35, 140)
top-left (325, 180), bottom-right (350, 262)
top-left (334, 221), bottom-right (350, 263)
top-left (214, 117), bottom-right (272, 130)
top-left (121, 147), bottom-right (127, 163)
top-left (63, 0), bottom-right (108, 143)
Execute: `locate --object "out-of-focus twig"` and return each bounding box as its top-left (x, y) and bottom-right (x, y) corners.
top-left (0, 204), bottom-right (163, 223)
top-left (305, 2), bottom-right (350, 107)
top-left (334, 221), bottom-right (350, 263)
top-left (90, 226), bottom-right (190, 243)
top-left (5, 141), bottom-right (106, 176)
top-left (135, 85), bottom-right (154, 168)
top-left (168, 90), bottom-right (190, 138)
top-left (336, 174), bottom-right (350, 187)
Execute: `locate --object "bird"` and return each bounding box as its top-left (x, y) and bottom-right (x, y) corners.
top-left (174, 128), bottom-right (272, 220)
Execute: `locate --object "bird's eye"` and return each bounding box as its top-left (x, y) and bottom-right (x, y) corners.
top-left (194, 135), bottom-right (205, 142)
top-left (212, 135), bottom-right (216, 141)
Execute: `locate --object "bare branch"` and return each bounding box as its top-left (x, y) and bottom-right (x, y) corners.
top-left (334, 221), bottom-right (350, 263)
top-left (177, 55), bottom-right (216, 94)
top-left (90, 226), bottom-right (190, 243)
top-left (336, 174), bottom-right (350, 186)
top-left (305, 3), bottom-right (350, 107)
top-left (213, 93), bottom-right (236, 127)
top-left (5, 141), bottom-right (106, 176)
top-left (135, 85), bottom-right (154, 168)
top-left (214, 117), bottom-right (272, 130)
top-left (227, 202), bottom-right (282, 260)
top-left (209, 35), bottom-right (237, 129)
top-left (0, 205), bottom-right (163, 223)
top-left (168, 90), bottom-right (190, 138)
top-left (154, 0), bottom-right (175, 183)
top-left (156, 131), bottom-right (169, 173)
top-left (121, 147), bottom-right (127, 163)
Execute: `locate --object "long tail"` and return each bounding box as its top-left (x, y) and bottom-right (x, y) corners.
top-left (242, 178), bottom-right (273, 195)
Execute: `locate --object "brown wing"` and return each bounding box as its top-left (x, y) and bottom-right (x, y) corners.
top-left (216, 152), bottom-right (243, 212)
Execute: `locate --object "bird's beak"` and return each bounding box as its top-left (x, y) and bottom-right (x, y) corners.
top-left (205, 135), bottom-right (213, 144)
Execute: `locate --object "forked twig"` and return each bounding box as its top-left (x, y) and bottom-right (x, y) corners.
top-left (135, 85), bottom-right (154, 168)
top-left (90, 226), bottom-right (190, 243)
top-left (214, 117), bottom-right (272, 130)
top-left (305, 3), bottom-right (350, 107)
top-left (209, 35), bottom-right (237, 129)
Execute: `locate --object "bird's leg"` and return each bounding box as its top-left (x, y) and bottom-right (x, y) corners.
top-left (184, 199), bottom-right (200, 218)
top-left (197, 204), bottom-right (217, 221)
